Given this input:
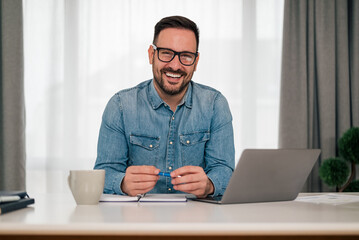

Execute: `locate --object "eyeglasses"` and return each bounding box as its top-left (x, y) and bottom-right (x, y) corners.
top-left (152, 44), bottom-right (198, 66)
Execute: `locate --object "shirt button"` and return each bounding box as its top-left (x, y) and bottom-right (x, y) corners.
top-left (168, 166), bottom-right (172, 170)
top-left (169, 141), bottom-right (173, 145)
top-left (168, 188), bottom-right (172, 191)
top-left (186, 140), bottom-right (190, 144)
top-left (149, 144), bottom-right (153, 148)
top-left (172, 116), bottom-right (175, 120)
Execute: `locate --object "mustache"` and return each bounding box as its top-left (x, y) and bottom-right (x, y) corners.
top-left (161, 67), bottom-right (187, 76)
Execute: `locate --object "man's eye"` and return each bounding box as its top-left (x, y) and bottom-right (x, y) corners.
top-left (162, 51), bottom-right (173, 56)
top-left (182, 54), bottom-right (193, 59)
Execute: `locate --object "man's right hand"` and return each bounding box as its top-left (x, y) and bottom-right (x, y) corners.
top-left (121, 166), bottom-right (160, 196)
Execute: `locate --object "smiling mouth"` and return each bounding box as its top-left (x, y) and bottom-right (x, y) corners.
top-left (165, 72), bottom-right (182, 78)
top-left (161, 68), bottom-right (186, 81)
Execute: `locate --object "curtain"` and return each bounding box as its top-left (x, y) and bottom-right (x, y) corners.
top-left (279, 0), bottom-right (359, 192)
top-left (23, 0), bottom-right (284, 193)
top-left (0, 0), bottom-right (26, 191)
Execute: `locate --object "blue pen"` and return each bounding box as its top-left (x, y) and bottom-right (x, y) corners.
top-left (158, 172), bottom-right (171, 177)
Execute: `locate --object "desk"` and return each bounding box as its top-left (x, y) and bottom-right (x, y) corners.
top-left (0, 192), bottom-right (359, 240)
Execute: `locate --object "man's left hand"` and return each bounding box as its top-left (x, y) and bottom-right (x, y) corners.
top-left (170, 166), bottom-right (214, 198)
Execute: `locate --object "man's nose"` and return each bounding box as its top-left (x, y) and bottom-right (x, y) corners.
top-left (168, 54), bottom-right (182, 70)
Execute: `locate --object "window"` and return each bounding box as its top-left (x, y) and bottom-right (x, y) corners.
top-left (24, 0), bottom-right (284, 192)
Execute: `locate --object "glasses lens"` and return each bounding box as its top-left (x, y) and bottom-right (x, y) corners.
top-left (179, 53), bottom-right (195, 66)
top-left (158, 49), bottom-right (175, 62)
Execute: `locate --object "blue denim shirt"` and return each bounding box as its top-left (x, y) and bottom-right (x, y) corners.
top-left (94, 79), bottom-right (235, 196)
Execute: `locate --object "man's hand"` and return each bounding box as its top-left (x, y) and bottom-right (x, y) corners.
top-left (121, 166), bottom-right (160, 196)
top-left (170, 166), bottom-right (214, 198)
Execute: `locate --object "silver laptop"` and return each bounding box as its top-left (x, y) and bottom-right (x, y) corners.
top-left (192, 149), bottom-right (321, 204)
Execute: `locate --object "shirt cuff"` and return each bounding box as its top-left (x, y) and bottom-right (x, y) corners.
top-left (207, 174), bottom-right (222, 197)
top-left (112, 172), bottom-right (126, 195)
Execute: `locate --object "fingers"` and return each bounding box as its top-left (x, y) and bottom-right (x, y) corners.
top-left (122, 177), bottom-right (158, 196)
top-left (126, 166), bottom-right (160, 183)
top-left (172, 178), bottom-right (211, 198)
top-left (122, 165), bottom-right (160, 196)
top-left (122, 165), bottom-right (214, 197)
top-left (126, 171), bottom-right (159, 182)
top-left (170, 166), bottom-right (204, 185)
top-left (170, 165), bottom-right (200, 178)
top-left (127, 165), bottom-right (160, 175)
top-left (124, 181), bottom-right (157, 196)
top-left (170, 166), bottom-right (214, 198)
top-left (173, 183), bottom-right (208, 198)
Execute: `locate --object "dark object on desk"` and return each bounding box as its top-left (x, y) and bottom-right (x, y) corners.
top-left (0, 191), bottom-right (34, 215)
top-left (319, 127), bottom-right (359, 192)
top-left (192, 149), bottom-right (321, 204)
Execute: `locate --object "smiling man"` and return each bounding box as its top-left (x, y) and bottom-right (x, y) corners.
top-left (94, 16), bottom-right (235, 198)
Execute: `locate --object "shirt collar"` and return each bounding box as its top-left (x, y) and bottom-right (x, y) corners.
top-left (148, 79), bottom-right (193, 110)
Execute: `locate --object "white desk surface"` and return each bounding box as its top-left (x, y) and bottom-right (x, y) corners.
top-left (0, 192), bottom-right (359, 237)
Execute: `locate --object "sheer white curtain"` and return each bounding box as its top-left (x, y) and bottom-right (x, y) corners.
top-left (23, 0), bottom-right (284, 193)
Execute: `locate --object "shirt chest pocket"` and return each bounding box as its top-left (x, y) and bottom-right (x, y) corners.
top-left (180, 131), bottom-right (210, 167)
top-left (129, 134), bottom-right (160, 165)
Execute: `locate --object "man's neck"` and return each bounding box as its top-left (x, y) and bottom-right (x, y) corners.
top-left (154, 85), bottom-right (188, 112)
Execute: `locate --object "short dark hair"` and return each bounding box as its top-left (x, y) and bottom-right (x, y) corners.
top-left (153, 16), bottom-right (200, 52)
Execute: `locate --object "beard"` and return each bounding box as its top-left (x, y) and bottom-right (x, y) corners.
top-left (153, 67), bottom-right (193, 96)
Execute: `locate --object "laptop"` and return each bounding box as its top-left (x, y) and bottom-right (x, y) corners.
top-left (192, 149), bottom-right (321, 204)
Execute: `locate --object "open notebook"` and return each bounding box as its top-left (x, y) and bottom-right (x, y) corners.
top-left (100, 193), bottom-right (187, 202)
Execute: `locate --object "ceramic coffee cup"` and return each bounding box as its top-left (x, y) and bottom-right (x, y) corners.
top-left (68, 170), bottom-right (105, 205)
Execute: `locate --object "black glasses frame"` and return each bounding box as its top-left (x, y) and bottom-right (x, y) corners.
top-left (152, 44), bottom-right (198, 66)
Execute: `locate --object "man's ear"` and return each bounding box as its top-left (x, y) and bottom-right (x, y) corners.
top-left (148, 45), bottom-right (154, 64)
top-left (193, 52), bottom-right (200, 71)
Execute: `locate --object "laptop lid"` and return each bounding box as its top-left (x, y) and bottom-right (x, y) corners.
top-left (194, 149), bottom-right (321, 204)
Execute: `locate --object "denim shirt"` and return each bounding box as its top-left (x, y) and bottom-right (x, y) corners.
top-left (94, 79), bottom-right (235, 196)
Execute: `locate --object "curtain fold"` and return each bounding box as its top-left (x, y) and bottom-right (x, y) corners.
top-left (0, 0), bottom-right (26, 191)
top-left (279, 0), bottom-right (359, 192)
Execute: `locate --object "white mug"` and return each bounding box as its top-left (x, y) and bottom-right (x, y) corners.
top-left (68, 170), bottom-right (105, 205)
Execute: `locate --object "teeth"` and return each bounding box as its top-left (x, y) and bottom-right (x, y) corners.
top-left (165, 72), bottom-right (181, 78)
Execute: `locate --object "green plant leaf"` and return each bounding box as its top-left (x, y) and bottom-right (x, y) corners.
top-left (343, 180), bottom-right (359, 192)
top-left (319, 158), bottom-right (350, 187)
top-left (338, 127), bottom-right (359, 164)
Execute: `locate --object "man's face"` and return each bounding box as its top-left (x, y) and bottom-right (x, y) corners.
top-left (148, 28), bottom-right (199, 96)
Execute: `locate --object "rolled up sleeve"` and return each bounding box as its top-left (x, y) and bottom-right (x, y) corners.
top-left (94, 94), bottom-right (128, 195)
top-left (204, 93), bottom-right (235, 197)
